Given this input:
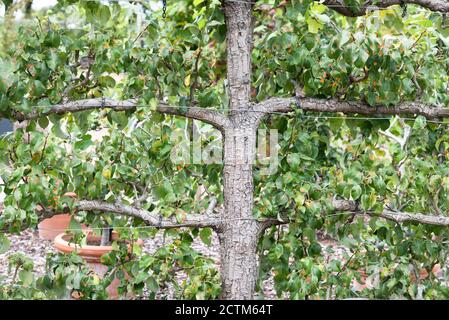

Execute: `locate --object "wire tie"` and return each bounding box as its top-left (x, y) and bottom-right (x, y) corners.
top-left (158, 214), bottom-right (163, 227)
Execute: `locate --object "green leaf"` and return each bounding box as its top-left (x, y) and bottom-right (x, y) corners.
top-left (274, 244), bottom-right (284, 259)
top-left (0, 234), bottom-right (10, 254)
top-left (338, 30), bottom-right (351, 46)
top-left (44, 31), bottom-right (60, 48)
top-left (69, 216), bottom-right (82, 233)
top-left (98, 76), bottom-right (116, 88)
top-left (199, 228), bottom-right (212, 246)
top-left (50, 119), bottom-right (70, 139)
top-left (19, 270), bottom-right (33, 287)
top-left (287, 153), bottom-right (301, 170)
top-left (97, 5), bottom-right (111, 24)
top-left (134, 271), bottom-right (149, 284)
top-left (38, 116), bottom-right (49, 129)
top-left (299, 154), bottom-right (315, 161)
top-left (308, 242), bottom-right (321, 256)
top-left (73, 272), bottom-right (81, 289)
top-left (146, 276), bottom-right (159, 292)
top-left (74, 134), bottom-right (93, 151)
top-left (350, 184), bottom-right (362, 200)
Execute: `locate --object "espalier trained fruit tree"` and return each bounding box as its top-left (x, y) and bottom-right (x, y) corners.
top-left (1, 0), bottom-right (449, 300)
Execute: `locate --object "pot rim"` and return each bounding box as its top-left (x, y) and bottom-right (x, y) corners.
top-left (54, 230), bottom-right (112, 260)
top-left (38, 213), bottom-right (73, 227)
top-left (53, 230), bottom-right (143, 261)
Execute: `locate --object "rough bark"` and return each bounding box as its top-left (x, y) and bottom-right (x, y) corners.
top-left (37, 199), bottom-right (220, 229)
top-left (218, 1), bottom-right (264, 300)
top-left (331, 199), bottom-right (449, 226)
top-left (12, 98), bottom-right (229, 130)
top-left (223, 0), bottom-right (254, 113)
top-left (320, 0), bottom-right (449, 17)
top-left (256, 97), bottom-right (449, 120)
top-left (219, 126), bottom-right (262, 299)
top-left (268, 199), bottom-right (449, 227)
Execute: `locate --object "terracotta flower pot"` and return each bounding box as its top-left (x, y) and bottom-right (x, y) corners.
top-left (410, 264), bottom-right (443, 283)
top-left (37, 192), bottom-right (84, 240)
top-left (352, 269), bottom-right (368, 292)
top-left (53, 230), bottom-right (143, 299)
top-left (38, 214), bottom-right (85, 240)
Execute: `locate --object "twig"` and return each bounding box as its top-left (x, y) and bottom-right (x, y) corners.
top-left (132, 23), bottom-right (151, 45)
top-left (189, 47), bottom-right (203, 105)
top-left (38, 134), bottom-right (49, 164)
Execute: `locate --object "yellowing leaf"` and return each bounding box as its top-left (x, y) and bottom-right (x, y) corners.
top-left (294, 192), bottom-right (305, 206)
top-left (102, 168), bottom-right (111, 180)
top-left (306, 16), bottom-right (322, 34)
top-left (175, 209), bottom-right (187, 223)
top-left (149, 98), bottom-right (158, 111)
top-left (311, 2), bottom-right (327, 14)
top-left (184, 74), bottom-right (191, 86)
top-left (198, 18), bottom-right (206, 30)
top-left (193, 0), bottom-right (205, 6)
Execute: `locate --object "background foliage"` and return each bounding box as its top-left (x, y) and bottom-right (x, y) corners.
top-left (1, 0), bottom-right (449, 299)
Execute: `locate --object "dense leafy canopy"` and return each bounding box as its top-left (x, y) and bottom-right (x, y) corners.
top-left (1, 0), bottom-right (449, 299)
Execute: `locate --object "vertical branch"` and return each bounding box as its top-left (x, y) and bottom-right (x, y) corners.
top-left (223, 0), bottom-right (254, 112)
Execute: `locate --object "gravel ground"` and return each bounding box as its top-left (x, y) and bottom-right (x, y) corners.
top-left (0, 228), bottom-right (349, 299)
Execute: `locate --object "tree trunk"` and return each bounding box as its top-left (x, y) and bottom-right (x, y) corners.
top-left (218, 220), bottom-right (261, 299)
top-left (219, 127), bottom-right (262, 299)
top-left (218, 1), bottom-right (262, 300)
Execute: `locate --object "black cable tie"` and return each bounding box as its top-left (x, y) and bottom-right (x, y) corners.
top-left (101, 97), bottom-right (106, 109)
top-left (295, 96), bottom-right (301, 109)
top-left (158, 214), bottom-right (163, 227)
top-left (355, 200), bottom-right (360, 212)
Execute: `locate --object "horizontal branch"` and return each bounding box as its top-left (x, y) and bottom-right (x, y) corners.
top-left (257, 97), bottom-right (449, 119)
top-left (156, 104), bottom-right (230, 130)
top-left (38, 199), bottom-right (220, 230)
top-left (320, 0), bottom-right (449, 17)
top-left (12, 98), bottom-right (229, 130)
top-left (13, 98), bottom-right (137, 120)
top-left (263, 198), bottom-right (449, 228)
top-left (332, 199), bottom-right (449, 226)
